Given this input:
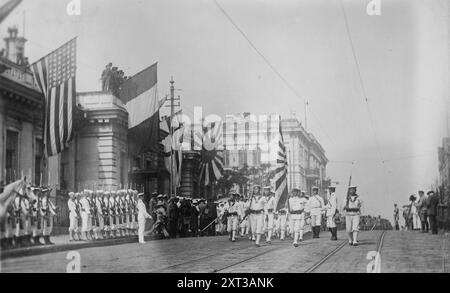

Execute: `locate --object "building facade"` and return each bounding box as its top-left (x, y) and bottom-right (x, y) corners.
top-left (222, 112), bottom-right (329, 195)
top-left (0, 27), bottom-right (44, 187)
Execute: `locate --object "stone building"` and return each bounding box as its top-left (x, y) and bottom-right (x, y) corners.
top-left (222, 112), bottom-right (329, 195)
top-left (0, 27), bottom-right (44, 187)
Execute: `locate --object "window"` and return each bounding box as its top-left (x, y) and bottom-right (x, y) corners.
top-left (6, 130), bottom-right (19, 183)
top-left (35, 139), bottom-right (44, 185)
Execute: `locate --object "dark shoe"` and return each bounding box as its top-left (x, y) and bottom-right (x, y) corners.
top-left (33, 236), bottom-right (43, 246)
top-left (44, 235), bottom-right (54, 245)
top-left (22, 235), bottom-right (31, 247)
top-left (293, 243), bottom-right (299, 247)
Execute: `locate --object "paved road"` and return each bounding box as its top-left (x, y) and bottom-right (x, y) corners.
top-left (1, 231), bottom-right (448, 273)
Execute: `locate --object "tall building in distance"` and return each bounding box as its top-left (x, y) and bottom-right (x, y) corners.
top-left (222, 112), bottom-right (329, 194)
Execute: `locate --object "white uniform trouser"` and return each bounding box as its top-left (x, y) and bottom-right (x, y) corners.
top-left (412, 213), bottom-right (420, 230)
top-left (345, 215), bottom-right (360, 232)
top-left (250, 213), bottom-right (264, 235)
top-left (279, 214), bottom-right (287, 232)
top-left (31, 216), bottom-right (41, 237)
top-left (227, 215), bottom-right (238, 232)
top-left (291, 214), bottom-right (305, 233)
top-left (15, 216), bottom-right (29, 236)
top-left (265, 213), bottom-right (274, 232)
top-left (288, 215), bottom-right (294, 233)
top-left (81, 212), bottom-right (90, 232)
top-left (326, 215), bottom-right (336, 228)
top-left (138, 217), bottom-right (146, 243)
top-left (97, 216), bottom-right (104, 232)
top-left (311, 214), bottom-right (322, 227)
top-left (109, 215), bottom-right (116, 231)
top-left (42, 216), bottom-right (53, 236)
top-left (69, 213), bottom-right (78, 232)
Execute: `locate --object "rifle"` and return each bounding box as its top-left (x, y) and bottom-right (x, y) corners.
top-left (344, 173), bottom-right (352, 212)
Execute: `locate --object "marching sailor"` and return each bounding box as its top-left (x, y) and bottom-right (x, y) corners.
top-left (263, 187), bottom-right (275, 244)
top-left (248, 185), bottom-right (266, 247)
top-left (309, 187), bottom-right (324, 239)
top-left (325, 186), bottom-right (338, 240)
top-left (68, 192), bottom-right (79, 241)
top-left (225, 195), bottom-right (239, 242)
top-left (137, 192), bottom-right (151, 244)
top-left (288, 188), bottom-right (309, 247)
top-left (344, 186), bottom-right (363, 246)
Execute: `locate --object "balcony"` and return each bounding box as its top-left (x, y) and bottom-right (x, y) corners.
top-left (306, 168), bottom-right (320, 179)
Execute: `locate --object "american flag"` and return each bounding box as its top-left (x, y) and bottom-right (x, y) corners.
top-left (274, 116), bottom-right (288, 211)
top-left (31, 38), bottom-right (77, 157)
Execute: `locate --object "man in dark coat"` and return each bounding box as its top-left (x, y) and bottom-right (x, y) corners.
top-left (190, 200), bottom-right (200, 237)
top-left (426, 190), bottom-right (439, 234)
top-left (167, 198), bottom-right (179, 238)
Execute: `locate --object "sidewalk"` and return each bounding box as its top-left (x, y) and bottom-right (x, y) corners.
top-left (0, 234), bottom-right (160, 260)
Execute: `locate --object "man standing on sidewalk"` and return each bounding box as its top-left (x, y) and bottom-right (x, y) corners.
top-left (416, 191), bottom-right (429, 233)
top-left (80, 191), bottom-right (91, 241)
top-left (426, 190), bottom-right (439, 235)
top-left (393, 203), bottom-right (400, 231)
top-left (68, 192), bottom-right (78, 242)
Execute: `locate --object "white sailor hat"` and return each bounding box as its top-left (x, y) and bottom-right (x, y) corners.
top-left (157, 194), bottom-right (165, 199)
top-left (263, 186), bottom-right (271, 190)
top-left (348, 186), bottom-right (357, 190)
top-left (426, 190), bottom-right (434, 195)
top-left (68, 191), bottom-right (75, 197)
top-left (292, 187), bottom-right (300, 192)
top-left (137, 192), bottom-right (145, 197)
top-left (96, 190), bottom-right (104, 194)
top-left (312, 186), bottom-right (319, 191)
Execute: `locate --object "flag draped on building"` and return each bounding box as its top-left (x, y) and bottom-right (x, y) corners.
top-left (195, 122), bottom-right (224, 186)
top-left (119, 62), bottom-right (163, 154)
top-left (31, 38), bottom-right (77, 157)
top-left (160, 113), bottom-right (183, 191)
top-left (274, 116), bottom-right (288, 211)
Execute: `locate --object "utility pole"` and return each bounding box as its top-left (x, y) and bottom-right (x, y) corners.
top-left (170, 77), bottom-right (175, 198)
top-left (304, 100), bottom-right (309, 131)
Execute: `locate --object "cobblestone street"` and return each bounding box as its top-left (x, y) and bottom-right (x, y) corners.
top-left (1, 231), bottom-right (448, 273)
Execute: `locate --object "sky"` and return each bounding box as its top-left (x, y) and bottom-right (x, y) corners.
top-left (1, 0), bottom-right (449, 221)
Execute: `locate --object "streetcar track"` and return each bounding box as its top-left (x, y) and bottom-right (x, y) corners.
top-left (305, 230), bottom-right (387, 273)
top-left (211, 247), bottom-right (280, 273)
top-left (304, 240), bottom-right (347, 273)
top-left (149, 240), bottom-right (273, 272)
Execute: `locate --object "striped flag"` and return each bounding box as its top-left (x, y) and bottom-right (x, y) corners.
top-left (120, 62), bottom-right (163, 154)
top-left (274, 116), bottom-right (288, 211)
top-left (160, 114), bottom-right (184, 191)
top-left (31, 38), bottom-right (77, 157)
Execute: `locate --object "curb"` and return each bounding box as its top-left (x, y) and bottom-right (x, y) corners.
top-left (0, 235), bottom-right (160, 260)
